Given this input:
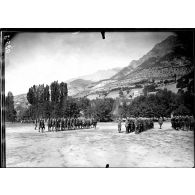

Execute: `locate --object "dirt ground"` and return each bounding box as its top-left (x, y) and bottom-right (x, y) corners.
top-left (6, 122), bottom-right (194, 167)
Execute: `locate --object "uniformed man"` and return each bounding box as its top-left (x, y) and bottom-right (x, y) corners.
top-left (125, 118), bottom-right (129, 133)
top-left (61, 118), bottom-right (65, 131)
top-left (134, 117), bottom-right (139, 134)
top-left (190, 116), bottom-right (195, 131)
top-left (48, 118), bottom-right (51, 132)
top-left (39, 118), bottom-right (45, 133)
top-left (117, 118), bottom-right (122, 133)
top-left (158, 117), bottom-right (163, 129)
top-left (34, 118), bottom-right (38, 130)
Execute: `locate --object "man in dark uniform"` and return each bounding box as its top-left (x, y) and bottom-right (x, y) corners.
top-left (57, 118), bottom-right (61, 131)
top-left (67, 118), bottom-right (71, 130)
top-left (35, 118), bottom-right (38, 130)
top-left (54, 118), bottom-right (57, 131)
top-left (70, 118), bottom-right (74, 130)
top-left (175, 116), bottom-right (179, 130)
top-left (73, 117), bottom-right (76, 130)
top-left (42, 119), bottom-right (45, 132)
top-left (190, 116), bottom-right (195, 131)
top-left (52, 118), bottom-right (54, 131)
top-left (171, 117), bottom-right (175, 129)
top-left (140, 119), bottom-right (144, 133)
top-left (180, 116), bottom-right (185, 130)
top-left (129, 119), bottom-right (133, 133)
top-left (158, 117), bottom-right (163, 129)
top-left (125, 118), bottom-right (129, 133)
top-left (178, 116), bottom-right (182, 130)
top-left (61, 118), bottom-right (65, 131)
top-left (185, 116), bottom-right (190, 131)
top-left (64, 118), bottom-right (67, 130)
top-left (39, 119), bottom-right (45, 133)
top-left (38, 119), bottom-right (42, 133)
top-left (134, 117), bottom-right (139, 134)
top-left (117, 118), bottom-right (122, 133)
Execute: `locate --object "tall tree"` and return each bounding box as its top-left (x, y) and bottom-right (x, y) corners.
top-left (59, 82), bottom-right (68, 101)
top-left (43, 85), bottom-right (50, 102)
top-left (59, 82), bottom-right (68, 117)
top-left (5, 91), bottom-right (16, 122)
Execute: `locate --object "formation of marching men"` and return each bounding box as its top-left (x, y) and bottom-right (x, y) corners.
top-left (35, 117), bottom-right (97, 133)
top-left (171, 115), bottom-right (194, 131)
top-left (117, 115), bottom-right (194, 134)
top-left (118, 117), bottom-right (154, 134)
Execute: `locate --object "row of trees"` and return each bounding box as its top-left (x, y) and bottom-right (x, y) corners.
top-left (5, 88), bottom-right (193, 122)
top-left (26, 81), bottom-right (68, 119)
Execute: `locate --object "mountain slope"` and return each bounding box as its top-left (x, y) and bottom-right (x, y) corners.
top-left (122, 35), bottom-right (193, 83)
top-left (80, 34), bottom-right (194, 99)
top-left (111, 35), bottom-right (185, 80)
top-left (68, 79), bottom-right (93, 96)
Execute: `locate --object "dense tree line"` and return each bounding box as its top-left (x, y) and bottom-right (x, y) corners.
top-left (89, 98), bottom-right (114, 121)
top-left (119, 88), bottom-right (193, 118)
top-left (5, 92), bottom-right (16, 122)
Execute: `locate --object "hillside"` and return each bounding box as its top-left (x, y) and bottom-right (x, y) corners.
top-left (111, 35), bottom-right (180, 80)
top-left (79, 34), bottom-right (193, 99)
top-left (121, 35), bottom-right (193, 83)
top-left (66, 67), bottom-right (122, 96)
top-left (68, 79), bottom-right (93, 96)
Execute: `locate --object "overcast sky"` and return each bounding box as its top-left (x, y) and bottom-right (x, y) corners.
top-left (5, 31), bottom-right (174, 95)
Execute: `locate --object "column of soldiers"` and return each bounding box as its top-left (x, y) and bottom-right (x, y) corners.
top-left (118, 117), bottom-right (154, 134)
top-left (171, 116), bottom-right (194, 131)
top-left (34, 117), bottom-right (97, 133)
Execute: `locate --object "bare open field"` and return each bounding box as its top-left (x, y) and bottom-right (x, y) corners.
top-left (6, 122), bottom-right (194, 167)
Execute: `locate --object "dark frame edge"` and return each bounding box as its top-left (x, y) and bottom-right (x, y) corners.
top-left (0, 29), bottom-right (6, 168)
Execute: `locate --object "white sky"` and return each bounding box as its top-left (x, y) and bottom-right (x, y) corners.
top-left (5, 32), bottom-right (174, 95)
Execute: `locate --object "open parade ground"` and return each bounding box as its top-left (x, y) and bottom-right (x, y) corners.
top-left (6, 121), bottom-right (194, 167)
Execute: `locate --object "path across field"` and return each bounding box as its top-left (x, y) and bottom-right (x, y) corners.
top-left (6, 122), bottom-right (194, 167)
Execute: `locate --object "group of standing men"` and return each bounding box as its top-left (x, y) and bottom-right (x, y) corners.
top-left (118, 117), bottom-right (154, 134)
top-left (171, 115), bottom-right (194, 131)
top-left (35, 117), bottom-right (97, 133)
top-left (117, 115), bottom-right (194, 134)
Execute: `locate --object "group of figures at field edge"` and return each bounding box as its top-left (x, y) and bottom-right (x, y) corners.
top-left (33, 115), bottom-right (195, 134)
top-left (118, 117), bottom-right (154, 134)
top-left (171, 116), bottom-right (194, 131)
top-left (117, 115), bottom-right (194, 134)
top-left (35, 117), bottom-right (97, 133)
